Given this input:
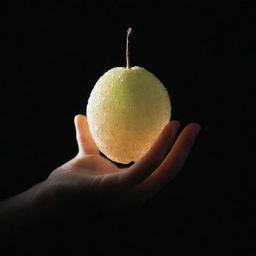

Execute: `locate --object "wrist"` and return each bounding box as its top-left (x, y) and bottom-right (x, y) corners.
top-left (27, 180), bottom-right (54, 214)
top-left (0, 180), bottom-right (55, 225)
top-left (0, 180), bottom-right (61, 247)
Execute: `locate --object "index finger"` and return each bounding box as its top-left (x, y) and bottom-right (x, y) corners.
top-left (129, 123), bottom-right (201, 201)
top-left (117, 120), bottom-right (181, 190)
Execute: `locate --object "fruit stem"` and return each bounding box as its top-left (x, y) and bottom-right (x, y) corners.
top-left (126, 28), bottom-right (132, 69)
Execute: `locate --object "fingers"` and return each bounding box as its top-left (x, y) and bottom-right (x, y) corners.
top-left (129, 123), bottom-right (201, 202)
top-left (74, 115), bottom-right (99, 155)
top-left (118, 120), bottom-right (181, 191)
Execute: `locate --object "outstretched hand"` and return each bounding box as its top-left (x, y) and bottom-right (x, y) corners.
top-left (45, 115), bottom-right (201, 207)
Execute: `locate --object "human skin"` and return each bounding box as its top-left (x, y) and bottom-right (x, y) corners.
top-left (0, 115), bottom-right (201, 233)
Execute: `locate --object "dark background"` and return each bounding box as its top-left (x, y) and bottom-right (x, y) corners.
top-left (1, 3), bottom-right (255, 255)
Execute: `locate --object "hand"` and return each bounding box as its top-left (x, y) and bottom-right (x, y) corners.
top-left (0, 114), bottom-right (201, 246)
top-left (45, 115), bottom-right (201, 207)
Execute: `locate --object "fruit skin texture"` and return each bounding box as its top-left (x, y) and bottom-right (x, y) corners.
top-left (86, 66), bottom-right (171, 164)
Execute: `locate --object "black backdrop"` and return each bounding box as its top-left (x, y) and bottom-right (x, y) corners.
top-left (1, 3), bottom-right (255, 255)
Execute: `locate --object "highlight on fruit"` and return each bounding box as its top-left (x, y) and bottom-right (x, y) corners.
top-left (86, 28), bottom-right (171, 164)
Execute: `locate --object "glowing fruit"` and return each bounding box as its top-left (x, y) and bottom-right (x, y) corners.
top-left (86, 29), bottom-right (171, 164)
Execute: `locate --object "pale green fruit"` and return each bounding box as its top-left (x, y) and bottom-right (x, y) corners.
top-left (86, 66), bottom-right (171, 164)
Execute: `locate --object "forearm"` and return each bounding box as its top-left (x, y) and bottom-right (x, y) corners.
top-left (0, 181), bottom-right (54, 243)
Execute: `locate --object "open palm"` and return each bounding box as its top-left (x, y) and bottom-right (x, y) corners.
top-left (46, 115), bottom-right (201, 205)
